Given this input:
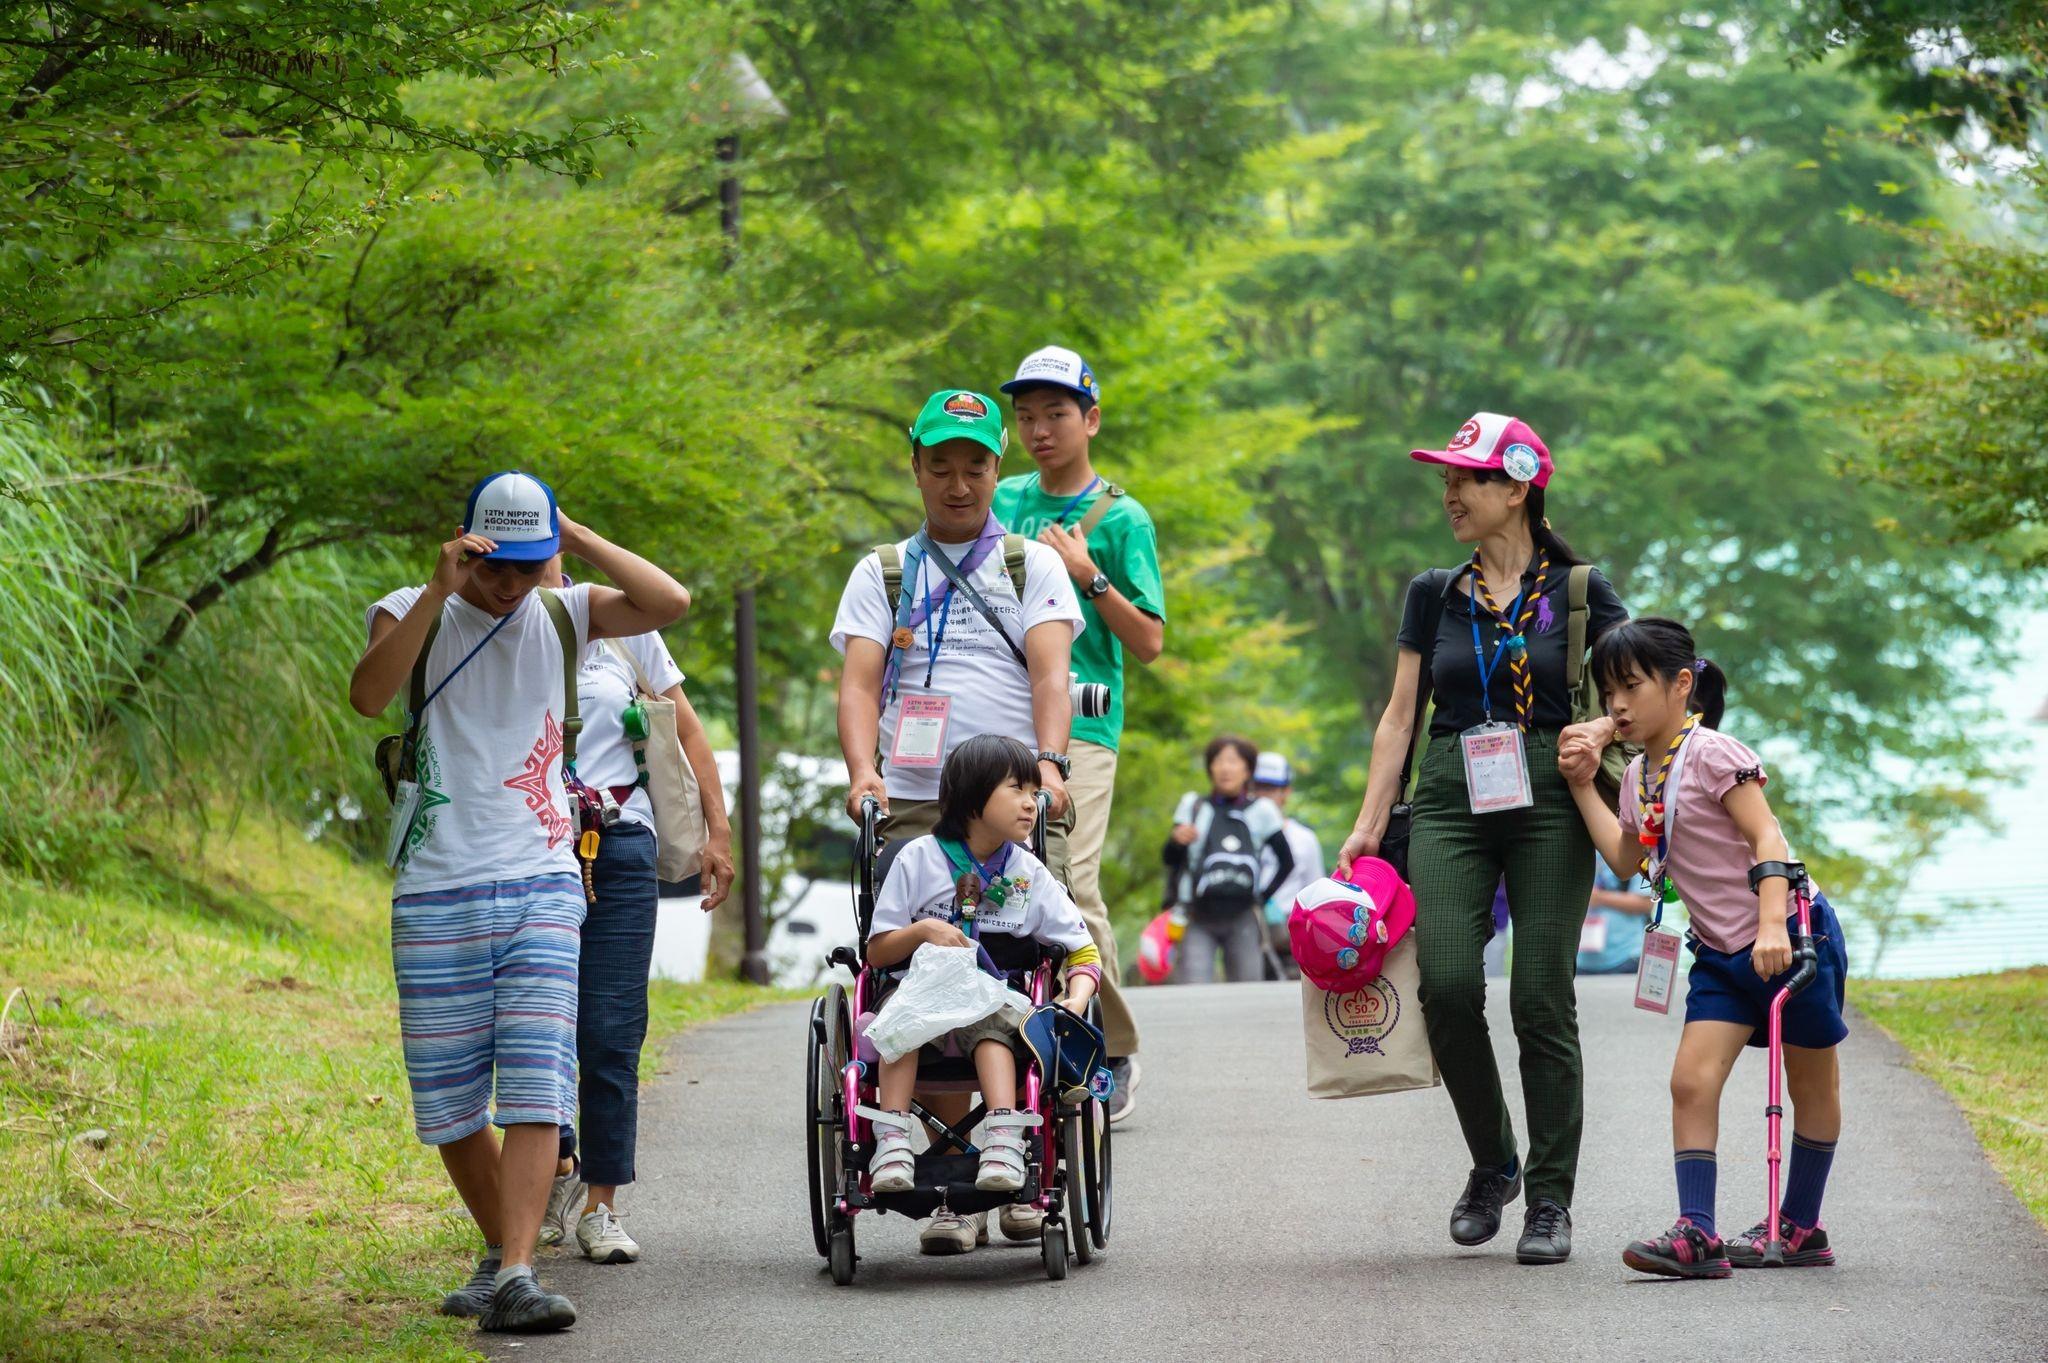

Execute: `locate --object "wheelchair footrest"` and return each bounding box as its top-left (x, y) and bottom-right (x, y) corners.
top-left (859, 1152), bottom-right (1043, 1220)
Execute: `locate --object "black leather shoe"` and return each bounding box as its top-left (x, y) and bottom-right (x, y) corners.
top-left (1517, 1199), bottom-right (1573, 1264)
top-left (1449, 1162), bottom-right (1523, 1246)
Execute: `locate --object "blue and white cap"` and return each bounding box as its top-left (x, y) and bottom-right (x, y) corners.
top-left (1001, 345), bottom-right (1100, 407)
top-left (462, 471), bottom-right (560, 562)
top-left (1254, 752), bottom-right (1293, 787)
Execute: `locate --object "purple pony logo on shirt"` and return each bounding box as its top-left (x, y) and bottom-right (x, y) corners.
top-left (1535, 595), bottom-right (1557, 635)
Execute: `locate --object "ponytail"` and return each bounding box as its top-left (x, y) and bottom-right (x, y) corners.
top-left (1589, 616), bottom-right (1728, 729)
top-left (1525, 485), bottom-right (1583, 566)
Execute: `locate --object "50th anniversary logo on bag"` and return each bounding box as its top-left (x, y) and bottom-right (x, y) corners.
top-left (1324, 977), bottom-right (1401, 1057)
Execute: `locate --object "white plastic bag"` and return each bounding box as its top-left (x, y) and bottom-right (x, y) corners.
top-left (863, 944), bottom-right (1033, 1063)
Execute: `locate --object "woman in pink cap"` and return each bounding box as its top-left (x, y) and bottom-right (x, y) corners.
top-left (1337, 413), bottom-right (1629, 1267)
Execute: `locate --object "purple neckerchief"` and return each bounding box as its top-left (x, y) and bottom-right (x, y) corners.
top-left (880, 514), bottom-right (1006, 704)
top-left (902, 515), bottom-right (1006, 629)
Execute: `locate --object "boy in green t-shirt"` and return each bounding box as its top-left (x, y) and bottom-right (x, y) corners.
top-left (993, 346), bottom-right (1165, 1132)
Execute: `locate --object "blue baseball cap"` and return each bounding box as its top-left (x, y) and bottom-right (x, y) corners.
top-left (1001, 345), bottom-right (1100, 408)
top-left (462, 471), bottom-right (561, 562)
top-left (1254, 752), bottom-right (1294, 787)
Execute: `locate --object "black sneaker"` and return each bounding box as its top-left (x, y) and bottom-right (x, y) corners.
top-left (1725, 1216), bottom-right (1835, 1268)
top-left (478, 1269), bottom-right (576, 1333)
top-left (1622, 1218), bottom-right (1732, 1279)
top-left (1516, 1199), bottom-right (1573, 1264)
top-left (437, 1254), bottom-right (500, 1318)
top-left (1107, 1056), bottom-right (1138, 1126)
top-left (1449, 1161), bottom-right (1522, 1246)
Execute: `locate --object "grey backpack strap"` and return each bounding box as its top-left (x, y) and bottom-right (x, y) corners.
top-left (1567, 564), bottom-right (1592, 689)
top-left (876, 544), bottom-right (904, 610)
top-left (538, 588), bottom-right (581, 771)
top-left (1075, 482), bottom-right (1124, 537)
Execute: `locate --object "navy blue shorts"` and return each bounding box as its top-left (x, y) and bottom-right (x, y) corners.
top-left (1684, 893), bottom-right (1849, 1050)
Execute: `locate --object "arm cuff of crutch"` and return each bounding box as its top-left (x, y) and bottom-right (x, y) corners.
top-left (1747, 859), bottom-right (1803, 893)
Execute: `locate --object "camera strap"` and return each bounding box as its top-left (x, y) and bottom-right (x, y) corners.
top-left (915, 529), bottom-right (1030, 673)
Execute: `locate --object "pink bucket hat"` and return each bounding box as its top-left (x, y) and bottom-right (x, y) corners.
top-left (1410, 412), bottom-right (1554, 489)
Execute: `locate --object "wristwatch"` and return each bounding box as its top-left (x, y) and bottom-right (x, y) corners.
top-left (1082, 572), bottom-right (1112, 601)
top-left (1036, 750), bottom-right (1072, 780)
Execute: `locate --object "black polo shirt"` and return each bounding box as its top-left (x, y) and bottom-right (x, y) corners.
top-left (1397, 562), bottom-right (1627, 737)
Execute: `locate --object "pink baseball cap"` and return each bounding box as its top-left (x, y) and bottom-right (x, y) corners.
top-left (1410, 412), bottom-right (1554, 488)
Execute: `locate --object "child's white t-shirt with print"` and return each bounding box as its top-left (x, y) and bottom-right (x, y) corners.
top-left (367, 584), bottom-right (593, 895)
top-left (575, 634), bottom-right (686, 830)
top-left (868, 835), bottom-right (1092, 957)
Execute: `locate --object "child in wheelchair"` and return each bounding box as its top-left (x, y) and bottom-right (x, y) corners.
top-left (863, 735), bottom-right (1100, 1196)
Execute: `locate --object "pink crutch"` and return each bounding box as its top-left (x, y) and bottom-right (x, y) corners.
top-left (1756, 858), bottom-right (1819, 1268)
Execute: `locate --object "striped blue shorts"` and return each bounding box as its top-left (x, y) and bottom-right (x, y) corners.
top-left (391, 873), bottom-right (586, 1145)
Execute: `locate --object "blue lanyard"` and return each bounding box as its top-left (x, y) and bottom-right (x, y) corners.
top-left (1050, 475), bottom-right (1102, 527)
top-left (417, 603), bottom-right (518, 716)
top-left (921, 554), bottom-right (953, 690)
top-left (1467, 584), bottom-right (1526, 723)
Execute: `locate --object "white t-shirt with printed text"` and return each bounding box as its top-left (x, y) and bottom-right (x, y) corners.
top-left (868, 835), bottom-right (1093, 957)
top-left (576, 634), bottom-right (686, 830)
top-left (830, 535), bottom-right (1084, 803)
top-left (368, 584), bottom-right (593, 895)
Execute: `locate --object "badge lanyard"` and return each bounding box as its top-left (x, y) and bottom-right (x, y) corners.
top-left (1468, 584), bottom-right (1527, 726)
top-left (1051, 475), bottom-right (1102, 527)
top-left (881, 517), bottom-right (1004, 702)
top-left (1637, 712), bottom-right (1701, 923)
top-left (1466, 552), bottom-right (1548, 730)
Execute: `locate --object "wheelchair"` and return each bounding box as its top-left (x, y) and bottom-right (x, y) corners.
top-left (805, 794), bottom-right (1113, 1284)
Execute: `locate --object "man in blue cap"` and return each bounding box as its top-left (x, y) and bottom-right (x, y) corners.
top-left (994, 346), bottom-right (1165, 1125)
top-left (351, 472), bottom-right (690, 1334)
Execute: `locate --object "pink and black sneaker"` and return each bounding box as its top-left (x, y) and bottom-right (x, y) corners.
top-left (1621, 1218), bottom-right (1733, 1279)
top-left (1726, 1216), bottom-right (1835, 1268)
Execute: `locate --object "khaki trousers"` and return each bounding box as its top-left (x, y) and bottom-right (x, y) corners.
top-left (1067, 741), bottom-right (1140, 1055)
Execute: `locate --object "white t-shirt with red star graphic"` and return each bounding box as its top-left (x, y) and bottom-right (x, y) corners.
top-left (368, 583), bottom-right (593, 896)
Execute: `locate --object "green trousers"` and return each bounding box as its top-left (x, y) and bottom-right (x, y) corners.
top-left (1409, 727), bottom-right (1594, 1206)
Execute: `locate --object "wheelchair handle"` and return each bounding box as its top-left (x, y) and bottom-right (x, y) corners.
top-left (1031, 790), bottom-right (1050, 861)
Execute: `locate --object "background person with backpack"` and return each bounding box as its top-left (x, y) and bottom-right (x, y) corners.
top-left (1163, 735), bottom-right (1296, 983)
top-left (1334, 414), bottom-right (1628, 1268)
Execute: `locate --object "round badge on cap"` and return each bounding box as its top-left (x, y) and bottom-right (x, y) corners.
top-left (1502, 442), bottom-right (1542, 483)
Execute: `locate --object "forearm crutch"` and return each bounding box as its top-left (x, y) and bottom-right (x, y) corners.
top-left (1751, 858), bottom-right (1819, 1268)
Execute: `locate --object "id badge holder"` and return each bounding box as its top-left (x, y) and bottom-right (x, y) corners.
top-left (385, 779), bottom-right (423, 868)
top-left (890, 693), bottom-right (952, 769)
top-left (1635, 926), bottom-right (1682, 1014)
top-left (1460, 722), bottom-right (1534, 815)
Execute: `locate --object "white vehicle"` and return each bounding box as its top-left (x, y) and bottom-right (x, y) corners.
top-left (650, 751), bottom-right (858, 990)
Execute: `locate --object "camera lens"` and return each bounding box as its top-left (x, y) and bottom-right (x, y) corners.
top-left (1070, 681), bottom-right (1110, 718)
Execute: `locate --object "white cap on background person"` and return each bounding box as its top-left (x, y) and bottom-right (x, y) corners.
top-left (461, 471), bottom-right (561, 561)
top-left (1254, 752), bottom-right (1293, 787)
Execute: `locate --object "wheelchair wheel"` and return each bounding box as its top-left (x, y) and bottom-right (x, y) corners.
top-left (829, 1225), bottom-right (857, 1286)
top-left (806, 985), bottom-right (851, 1259)
top-left (1041, 1220), bottom-right (1068, 1281)
top-left (1063, 1113), bottom-right (1094, 1266)
top-left (1085, 1089), bottom-right (1112, 1251)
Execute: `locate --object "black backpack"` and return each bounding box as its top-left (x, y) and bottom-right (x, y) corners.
top-left (1191, 802), bottom-right (1262, 915)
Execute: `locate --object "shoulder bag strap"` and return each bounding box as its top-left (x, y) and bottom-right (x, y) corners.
top-left (538, 588), bottom-right (581, 771)
top-left (604, 635), bottom-right (654, 696)
top-left (1074, 482), bottom-right (1124, 538)
top-left (917, 531), bottom-right (1030, 670)
top-left (1567, 563), bottom-right (1592, 688)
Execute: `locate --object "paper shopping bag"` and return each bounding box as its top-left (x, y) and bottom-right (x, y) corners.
top-left (1300, 934), bottom-right (1440, 1098)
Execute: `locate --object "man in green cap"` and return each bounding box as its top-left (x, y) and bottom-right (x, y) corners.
top-left (831, 388), bottom-right (1085, 1254)
top-left (994, 347), bottom-right (1164, 1126)
top-left (833, 387), bottom-right (1084, 866)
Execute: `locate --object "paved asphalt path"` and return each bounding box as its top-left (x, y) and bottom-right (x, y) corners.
top-left (490, 978), bottom-right (2048, 1362)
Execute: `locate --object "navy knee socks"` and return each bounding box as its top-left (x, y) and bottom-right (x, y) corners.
top-left (1675, 1149), bottom-right (1717, 1237)
top-left (1782, 1134), bottom-right (1836, 1229)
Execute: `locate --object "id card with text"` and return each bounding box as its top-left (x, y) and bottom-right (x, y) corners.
top-left (1460, 723), bottom-right (1534, 814)
top-left (1635, 927), bottom-right (1682, 1014)
top-left (890, 693), bottom-right (952, 769)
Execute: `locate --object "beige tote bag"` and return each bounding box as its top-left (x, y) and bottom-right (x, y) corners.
top-left (605, 639), bottom-right (708, 883)
top-left (1300, 934), bottom-right (1441, 1099)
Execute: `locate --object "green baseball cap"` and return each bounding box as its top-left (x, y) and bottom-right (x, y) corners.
top-left (908, 389), bottom-right (1007, 458)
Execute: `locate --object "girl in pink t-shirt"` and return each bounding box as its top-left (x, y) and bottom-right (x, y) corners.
top-left (1559, 617), bottom-right (1848, 1281)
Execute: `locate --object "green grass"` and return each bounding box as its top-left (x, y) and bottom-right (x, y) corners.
top-left (1857, 968), bottom-right (2048, 1227)
top-left (0, 821), bottom-right (790, 1362)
